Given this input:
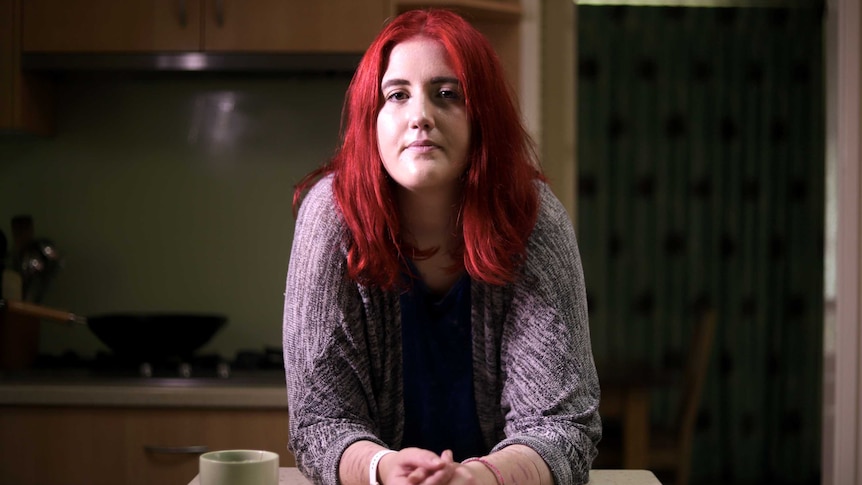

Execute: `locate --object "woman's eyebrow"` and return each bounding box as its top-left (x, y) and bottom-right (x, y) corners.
top-left (381, 78), bottom-right (408, 90)
top-left (430, 76), bottom-right (460, 85)
top-left (380, 77), bottom-right (460, 90)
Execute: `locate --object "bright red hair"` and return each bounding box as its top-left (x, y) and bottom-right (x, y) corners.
top-left (294, 9), bottom-right (544, 290)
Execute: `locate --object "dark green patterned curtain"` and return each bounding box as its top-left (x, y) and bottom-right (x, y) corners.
top-left (577, 5), bottom-right (823, 484)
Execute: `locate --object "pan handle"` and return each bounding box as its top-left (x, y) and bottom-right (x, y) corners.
top-left (144, 444), bottom-right (209, 455)
top-left (0, 299), bottom-right (86, 325)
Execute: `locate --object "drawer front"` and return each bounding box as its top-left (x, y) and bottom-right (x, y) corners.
top-left (0, 406), bottom-right (292, 485)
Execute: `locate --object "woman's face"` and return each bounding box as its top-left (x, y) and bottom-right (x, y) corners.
top-left (376, 37), bottom-right (471, 195)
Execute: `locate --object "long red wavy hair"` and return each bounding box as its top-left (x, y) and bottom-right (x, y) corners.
top-left (293, 9), bottom-right (544, 290)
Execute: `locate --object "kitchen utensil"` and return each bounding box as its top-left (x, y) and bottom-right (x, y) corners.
top-left (86, 313), bottom-right (226, 360)
top-left (18, 238), bottom-right (63, 303)
top-left (1, 300), bottom-right (226, 361)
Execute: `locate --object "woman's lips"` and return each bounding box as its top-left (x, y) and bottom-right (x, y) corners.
top-left (406, 140), bottom-right (440, 152)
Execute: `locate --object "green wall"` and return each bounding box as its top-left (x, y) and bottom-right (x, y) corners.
top-left (0, 73), bottom-right (350, 359)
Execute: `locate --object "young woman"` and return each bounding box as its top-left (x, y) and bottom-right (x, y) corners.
top-left (283, 9), bottom-right (600, 485)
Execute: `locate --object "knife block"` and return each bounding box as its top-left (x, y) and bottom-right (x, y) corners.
top-left (0, 310), bottom-right (40, 370)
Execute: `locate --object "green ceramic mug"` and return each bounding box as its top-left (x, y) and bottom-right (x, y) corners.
top-left (199, 450), bottom-right (279, 485)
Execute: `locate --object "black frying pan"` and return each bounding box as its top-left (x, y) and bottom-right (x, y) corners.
top-left (2, 300), bottom-right (226, 360)
top-left (85, 313), bottom-right (226, 360)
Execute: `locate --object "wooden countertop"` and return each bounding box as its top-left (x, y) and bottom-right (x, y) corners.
top-left (189, 467), bottom-right (663, 485)
top-left (0, 372), bottom-right (287, 408)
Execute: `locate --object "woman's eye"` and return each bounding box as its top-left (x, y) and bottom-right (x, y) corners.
top-left (386, 91), bottom-right (408, 101)
top-left (439, 89), bottom-right (461, 100)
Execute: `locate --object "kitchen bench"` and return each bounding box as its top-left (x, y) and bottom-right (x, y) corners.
top-left (0, 374), bottom-right (292, 485)
top-left (189, 467), bottom-right (663, 485)
top-left (0, 379), bottom-right (286, 407)
top-left (0, 369), bottom-right (287, 408)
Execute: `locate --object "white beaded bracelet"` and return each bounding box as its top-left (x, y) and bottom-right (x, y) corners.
top-left (369, 449), bottom-right (397, 485)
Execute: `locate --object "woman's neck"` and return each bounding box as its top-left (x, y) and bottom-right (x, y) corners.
top-left (396, 186), bottom-right (460, 250)
top-left (395, 185), bottom-right (465, 295)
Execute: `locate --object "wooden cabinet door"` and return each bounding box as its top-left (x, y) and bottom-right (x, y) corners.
top-left (0, 407), bottom-right (127, 485)
top-left (22, 0), bottom-right (386, 53)
top-left (1, 0), bottom-right (52, 134)
top-left (0, 406), bottom-right (293, 485)
top-left (22, 0), bottom-right (201, 52)
top-left (202, 0), bottom-right (388, 52)
top-left (132, 408), bottom-right (294, 485)
top-left (1, 0), bottom-right (17, 129)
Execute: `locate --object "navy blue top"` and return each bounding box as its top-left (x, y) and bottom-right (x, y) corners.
top-left (400, 267), bottom-right (486, 461)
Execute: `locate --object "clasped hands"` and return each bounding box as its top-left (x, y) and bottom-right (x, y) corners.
top-left (377, 448), bottom-right (497, 485)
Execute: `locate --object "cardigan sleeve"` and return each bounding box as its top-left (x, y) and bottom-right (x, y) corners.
top-left (283, 177), bottom-right (389, 485)
top-left (490, 183), bottom-right (602, 485)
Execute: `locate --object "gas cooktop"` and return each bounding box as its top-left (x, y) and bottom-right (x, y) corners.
top-left (10, 347), bottom-right (285, 383)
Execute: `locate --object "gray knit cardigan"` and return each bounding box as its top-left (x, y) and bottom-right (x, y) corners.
top-left (283, 176), bottom-right (601, 485)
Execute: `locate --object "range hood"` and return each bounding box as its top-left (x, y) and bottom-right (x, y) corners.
top-left (21, 52), bottom-right (363, 74)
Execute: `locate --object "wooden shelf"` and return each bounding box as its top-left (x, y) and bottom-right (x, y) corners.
top-left (395, 0), bottom-right (522, 22)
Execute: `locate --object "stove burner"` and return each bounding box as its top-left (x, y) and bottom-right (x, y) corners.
top-left (89, 352), bottom-right (231, 379)
top-left (136, 361), bottom-right (229, 378)
top-left (29, 347), bottom-right (283, 381)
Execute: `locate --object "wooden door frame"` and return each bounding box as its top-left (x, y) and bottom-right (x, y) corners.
top-left (826, 0), bottom-right (862, 484)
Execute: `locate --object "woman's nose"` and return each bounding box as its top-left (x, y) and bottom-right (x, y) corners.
top-left (408, 96), bottom-right (434, 130)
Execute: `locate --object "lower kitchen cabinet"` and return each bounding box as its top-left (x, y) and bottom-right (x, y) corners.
top-left (0, 406), bottom-right (293, 485)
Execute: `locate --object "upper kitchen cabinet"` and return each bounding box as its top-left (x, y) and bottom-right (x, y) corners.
top-left (21, 0), bottom-right (389, 53)
top-left (22, 0), bottom-right (201, 52)
top-left (393, 0), bottom-right (522, 92)
top-left (395, 0), bottom-right (520, 20)
top-left (1, 0), bottom-right (51, 134)
top-left (202, 1), bottom-right (388, 53)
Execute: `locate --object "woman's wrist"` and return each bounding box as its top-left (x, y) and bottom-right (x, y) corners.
top-left (498, 445), bottom-right (552, 485)
top-left (369, 449), bottom-right (397, 485)
top-left (467, 446), bottom-right (551, 485)
top-left (462, 458), bottom-right (502, 485)
top-left (341, 441), bottom-right (391, 485)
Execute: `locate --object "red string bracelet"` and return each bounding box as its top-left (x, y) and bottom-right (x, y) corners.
top-left (462, 457), bottom-right (505, 485)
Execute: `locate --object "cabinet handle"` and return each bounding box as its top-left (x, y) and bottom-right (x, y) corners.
top-left (177, 0), bottom-right (188, 27)
top-left (144, 445), bottom-right (209, 455)
top-left (214, 0), bottom-right (225, 27)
